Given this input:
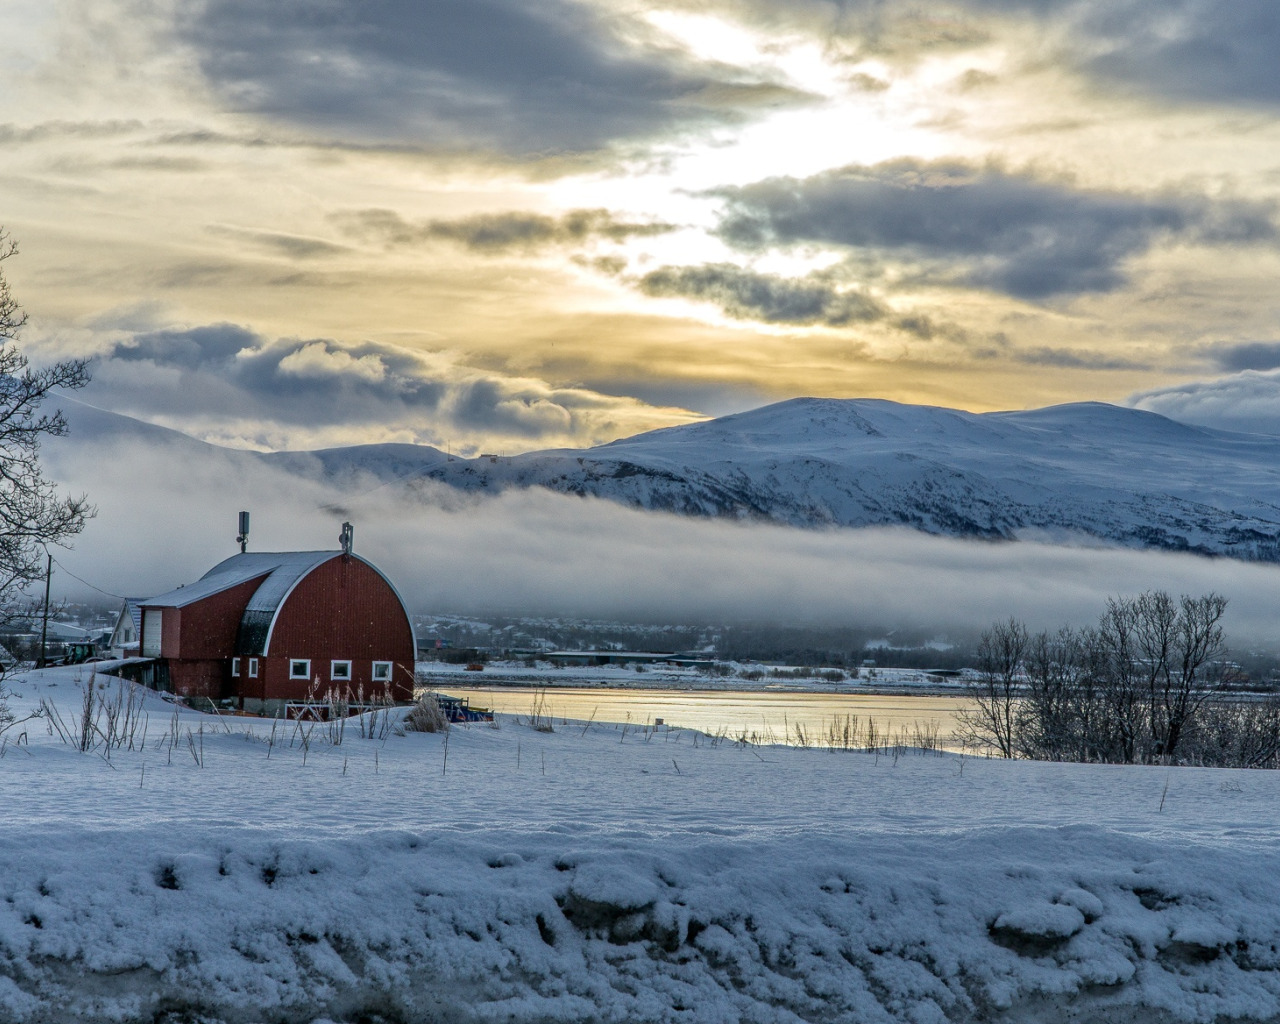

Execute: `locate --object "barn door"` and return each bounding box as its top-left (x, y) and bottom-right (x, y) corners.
top-left (141, 609), bottom-right (163, 657)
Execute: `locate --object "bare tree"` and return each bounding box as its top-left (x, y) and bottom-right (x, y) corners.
top-left (959, 617), bottom-right (1027, 757)
top-left (1160, 592), bottom-right (1229, 760)
top-left (1184, 696), bottom-right (1280, 769)
top-left (1096, 596), bottom-right (1145, 763)
top-left (1132, 589), bottom-right (1178, 758)
top-left (1020, 627), bottom-right (1084, 760)
top-left (0, 230), bottom-right (93, 619)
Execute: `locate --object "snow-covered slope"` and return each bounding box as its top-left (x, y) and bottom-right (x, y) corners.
top-left (5, 667), bottom-right (1280, 1023)
top-left (336, 398), bottom-right (1280, 560)
top-left (52, 395), bottom-right (1280, 560)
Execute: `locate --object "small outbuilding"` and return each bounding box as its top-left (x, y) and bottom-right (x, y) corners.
top-left (108, 597), bottom-right (147, 658)
top-left (137, 548), bottom-right (415, 714)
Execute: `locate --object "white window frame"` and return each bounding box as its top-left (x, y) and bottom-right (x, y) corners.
top-left (289, 658), bottom-right (311, 680)
top-left (248, 658), bottom-right (258, 678)
top-left (231, 657), bottom-right (240, 675)
top-left (330, 660), bottom-right (352, 682)
top-left (371, 661), bottom-right (392, 683)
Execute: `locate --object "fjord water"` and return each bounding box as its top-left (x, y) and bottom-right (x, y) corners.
top-left (433, 686), bottom-right (971, 747)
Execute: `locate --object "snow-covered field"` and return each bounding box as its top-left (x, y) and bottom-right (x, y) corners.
top-left (3, 666), bottom-right (1280, 1023)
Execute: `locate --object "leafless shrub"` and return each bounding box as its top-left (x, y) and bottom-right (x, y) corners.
top-left (1180, 696), bottom-right (1280, 769)
top-left (403, 693), bottom-right (449, 733)
top-left (185, 726), bottom-right (204, 767)
top-left (962, 591), bottom-right (1243, 766)
top-left (528, 689), bottom-right (554, 733)
top-left (956, 618), bottom-right (1027, 759)
top-left (1, 682), bottom-right (42, 739)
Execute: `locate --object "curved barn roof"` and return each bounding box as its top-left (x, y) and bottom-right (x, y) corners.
top-left (197, 551), bottom-right (413, 656)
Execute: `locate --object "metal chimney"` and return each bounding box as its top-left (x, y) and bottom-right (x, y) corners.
top-left (237, 510), bottom-right (250, 553)
top-left (339, 521), bottom-right (354, 558)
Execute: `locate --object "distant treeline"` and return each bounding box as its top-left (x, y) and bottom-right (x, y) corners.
top-left (961, 592), bottom-right (1280, 768)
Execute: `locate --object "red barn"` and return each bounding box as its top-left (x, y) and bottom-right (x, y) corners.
top-left (137, 550), bottom-right (416, 713)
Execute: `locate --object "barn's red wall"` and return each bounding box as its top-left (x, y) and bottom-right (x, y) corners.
top-left (261, 557), bottom-right (415, 702)
top-left (166, 576), bottom-right (270, 661)
top-left (168, 660), bottom-right (226, 700)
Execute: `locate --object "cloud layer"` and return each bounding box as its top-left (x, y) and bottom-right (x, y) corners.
top-left (180, 0), bottom-right (797, 156)
top-left (43, 423), bottom-right (1280, 648)
top-left (638, 263), bottom-right (886, 327)
top-left (717, 0), bottom-right (1280, 109)
top-left (1129, 370), bottom-right (1280, 436)
top-left (714, 161), bottom-right (1274, 300)
top-left (81, 322), bottom-right (695, 451)
top-left (333, 208), bottom-right (674, 254)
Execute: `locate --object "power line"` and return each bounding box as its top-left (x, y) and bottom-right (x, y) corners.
top-left (48, 556), bottom-right (127, 601)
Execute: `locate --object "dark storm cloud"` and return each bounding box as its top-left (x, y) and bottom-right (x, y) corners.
top-left (1212, 342), bottom-right (1280, 374)
top-left (638, 263), bottom-right (887, 326)
top-left (333, 208), bottom-right (675, 254)
top-left (95, 323), bottom-right (627, 441)
top-left (715, 160), bottom-right (1276, 300)
top-left (179, 0), bottom-right (800, 157)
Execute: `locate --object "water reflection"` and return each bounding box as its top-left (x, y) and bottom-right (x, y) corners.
top-left (430, 686), bottom-right (974, 749)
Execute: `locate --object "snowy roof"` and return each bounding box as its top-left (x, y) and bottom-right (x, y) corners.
top-left (200, 552), bottom-right (340, 655)
top-left (42, 621), bottom-right (94, 641)
top-left (141, 561), bottom-right (279, 609)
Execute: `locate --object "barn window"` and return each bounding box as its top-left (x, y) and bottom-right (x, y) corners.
top-left (372, 661), bottom-right (392, 682)
top-left (248, 658), bottom-right (258, 678)
top-left (289, 659), bottom-right (311, 680)
top-left (231, 657), bottom-right (240, 676)
top-left (330, 660), bottom-right (352, 682)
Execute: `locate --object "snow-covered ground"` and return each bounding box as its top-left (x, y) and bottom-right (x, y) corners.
top-left (3, 666), bottom-right (1280, 1023)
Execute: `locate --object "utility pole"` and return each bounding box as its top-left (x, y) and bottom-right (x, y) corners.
top-left (37, 552), bottom-right (51, 669)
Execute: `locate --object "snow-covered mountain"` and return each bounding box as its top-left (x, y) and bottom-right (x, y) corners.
top-left (264, 397), bottom-right (1280, 560)
top-left (57, 396), bottom-right (1280, 561)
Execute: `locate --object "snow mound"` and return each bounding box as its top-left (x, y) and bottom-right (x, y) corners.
top-left (2, 667), bottom-right (1280, 1023)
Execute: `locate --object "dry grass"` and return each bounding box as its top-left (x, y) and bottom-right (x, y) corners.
top-left (404, 693), bottom-right (449, 733)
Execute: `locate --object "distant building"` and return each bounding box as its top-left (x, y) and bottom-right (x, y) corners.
top-left (134, 550), bottom-right (415, 714)
top-left (108, 598), bottom-right (147, 657)
top-left (540, 650), bottom-right (715, 669)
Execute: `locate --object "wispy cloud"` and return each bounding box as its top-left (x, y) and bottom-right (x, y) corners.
top-left (1209, 341), bottom-right (1280, 373)
top-left (638, 263), bottom-right (886, 327)
top-left (333, 208), bottom-right (674, 254)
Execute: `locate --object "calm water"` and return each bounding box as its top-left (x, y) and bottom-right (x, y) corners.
top-left (429, 686), bottom-right (973, 748)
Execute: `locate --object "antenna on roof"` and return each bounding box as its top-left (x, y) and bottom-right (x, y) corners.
top-left (237, 510), bottom-right (250, 554)
top-left (339, 521), bottom-right (354, 559)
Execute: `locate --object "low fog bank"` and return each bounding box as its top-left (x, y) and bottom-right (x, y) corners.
top-left (41, 433), bottom-right (1280, 648)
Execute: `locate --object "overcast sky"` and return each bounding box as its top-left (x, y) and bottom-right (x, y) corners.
top-left (6, 0), bottom-right (1280, 451)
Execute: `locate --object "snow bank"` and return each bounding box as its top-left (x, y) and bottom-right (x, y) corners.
top-left (2, 668), bottom-right (1280, 1023)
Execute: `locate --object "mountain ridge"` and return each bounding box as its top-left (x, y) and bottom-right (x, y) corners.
top-left (51, 394), bottom-right (1280, 561)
